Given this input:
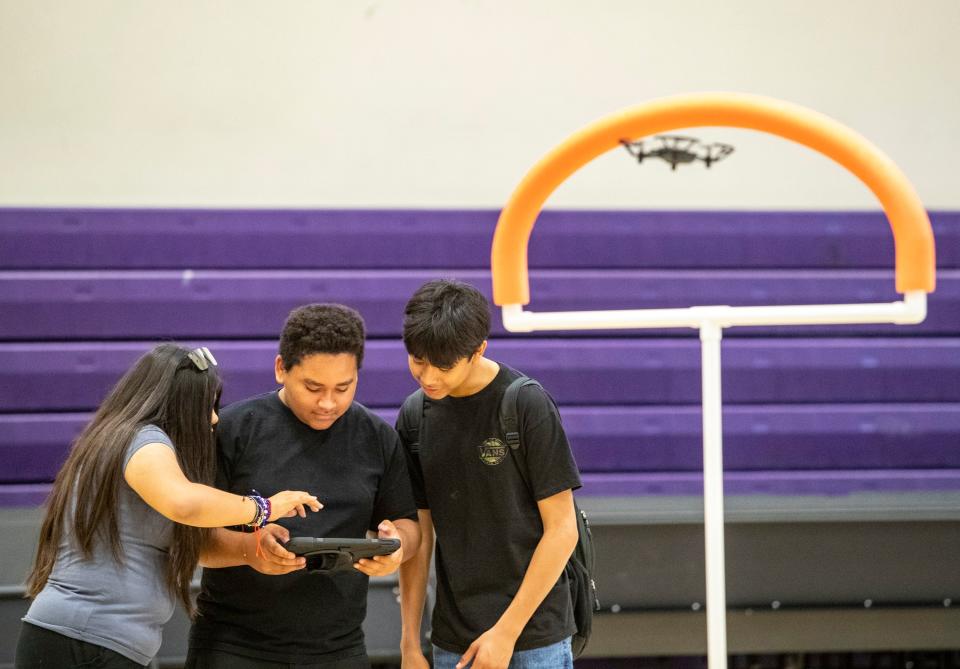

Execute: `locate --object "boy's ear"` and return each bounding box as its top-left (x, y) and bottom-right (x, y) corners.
top-left (472, 340), bottom-right (488, 360)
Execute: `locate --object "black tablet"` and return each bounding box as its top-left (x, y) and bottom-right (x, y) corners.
top-left (284, 537), bottom-right (401, 573)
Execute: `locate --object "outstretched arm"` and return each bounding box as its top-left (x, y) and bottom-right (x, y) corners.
top-left (125, 442), bottom-right (320, 527)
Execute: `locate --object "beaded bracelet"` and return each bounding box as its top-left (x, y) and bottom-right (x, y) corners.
top-left (243, 490), bottom-right (271, 528)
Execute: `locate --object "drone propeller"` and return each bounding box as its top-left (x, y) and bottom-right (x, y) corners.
top-left (619, 139), bottom-right (645, 163)
top-left (658, 135), bottom-right (699, 150)
top-left (621, 136), bottom-right (734, 169)
top-left (700, 142), bottom-right (735, 167)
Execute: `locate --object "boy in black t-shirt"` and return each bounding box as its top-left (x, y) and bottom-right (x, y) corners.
top-left (186, 304), bottom-right (420, 669)
top-left (397, 280), bottom-right (581, 669)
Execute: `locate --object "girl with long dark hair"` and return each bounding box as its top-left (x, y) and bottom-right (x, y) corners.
top-left (15, 343), bottom-right (321, 668)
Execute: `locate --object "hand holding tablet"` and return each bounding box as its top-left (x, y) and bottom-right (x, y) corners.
top-left (284, 537), bottom-right (401, 573)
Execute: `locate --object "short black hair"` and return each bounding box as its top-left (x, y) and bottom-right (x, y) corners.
top-left (279, 303), bottom-right (366, 370)
top-left (402, 279), bottom-right (490, 369)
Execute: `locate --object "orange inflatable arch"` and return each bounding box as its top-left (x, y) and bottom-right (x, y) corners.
top-left (491, 92), bottom-right (936, 306)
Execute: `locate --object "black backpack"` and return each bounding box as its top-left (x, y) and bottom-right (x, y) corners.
top-left (399, 375), bottom-right (600, 659)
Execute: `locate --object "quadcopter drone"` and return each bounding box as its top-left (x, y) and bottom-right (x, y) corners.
top-left (620, 135), bottom-right (734, 170)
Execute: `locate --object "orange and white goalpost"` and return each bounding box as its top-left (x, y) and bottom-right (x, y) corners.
top-left (490, 92), bottom-right (936, 669)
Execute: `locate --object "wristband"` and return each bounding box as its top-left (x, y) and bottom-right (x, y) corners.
top-left (243, 490), bottom-right (270, 528)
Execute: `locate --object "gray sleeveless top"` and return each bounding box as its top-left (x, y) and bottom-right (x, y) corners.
top-left (24, 424), bottom-right (178, 665)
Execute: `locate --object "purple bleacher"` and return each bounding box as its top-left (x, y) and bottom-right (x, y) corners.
top-left (0, 413), bottom-right (80, 483)
top-left (2, 338), bottom-right (959, 412)
top-left (1, 269), bottom-right (958, 340)
top-left (1, 207), bottom-right (958, 507)
top-left (559, 404), bottom-right (960, 472)
top-left (0, 484), bottom-right (51, 507)
top-left (2, 209), bottom-right (957, 270)
top-left (4, 404), bottom-right (958, 485)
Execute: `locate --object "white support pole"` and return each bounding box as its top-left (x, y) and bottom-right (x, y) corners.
top-left (700, 321), bottom-right (728, 669)
top-left (499, 291), bottom-right (927, 333)
top-left (499, 289), bottom-right (929, 669)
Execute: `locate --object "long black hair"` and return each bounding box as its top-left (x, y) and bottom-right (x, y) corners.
top-left (26, 343), bottom-right (222, 615)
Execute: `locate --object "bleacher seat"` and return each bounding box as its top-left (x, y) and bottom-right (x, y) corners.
top-left (1, 208), bottom-right (959, 664)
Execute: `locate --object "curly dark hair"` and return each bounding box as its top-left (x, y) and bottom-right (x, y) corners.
top-left (402, 279), bottom-right (491, 369)
top-left (279, 303), bottom-right (366, 370)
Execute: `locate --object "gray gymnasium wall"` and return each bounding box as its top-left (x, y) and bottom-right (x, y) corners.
top-left (0, 0), bottom-right (958, 210)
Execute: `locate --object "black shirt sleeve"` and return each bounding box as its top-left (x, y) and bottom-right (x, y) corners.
top-left (517, 384), bottom-right (583, 501)
top-left (370, 425), bottom-right (420, 529)
top-left (213, 404), bottom-right (253, 531)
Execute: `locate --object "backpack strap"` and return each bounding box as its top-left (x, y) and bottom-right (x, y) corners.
top-left (500, 375), bottom-right (551, 498)
top-left (499, 376), bottom-right (542, 452)
top-left (398, 388), bottom-right (425, 454)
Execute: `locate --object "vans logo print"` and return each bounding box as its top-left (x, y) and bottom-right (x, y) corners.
top-left (478, 438), bottom-right (508, 466)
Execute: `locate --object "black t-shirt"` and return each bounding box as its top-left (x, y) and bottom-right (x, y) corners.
top-left (396, 364), bottom-right (582, 654)
top-left (190, 392), bottom-right (418, 664)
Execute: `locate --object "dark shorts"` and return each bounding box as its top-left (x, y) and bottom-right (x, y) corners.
top-left (184, 646), bottom-right (372, 669)
top-left (15, 621), bottom-right (145, 668)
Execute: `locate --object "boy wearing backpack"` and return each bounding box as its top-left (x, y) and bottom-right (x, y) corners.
top-left (397, 279), bottom-right (583, 669)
